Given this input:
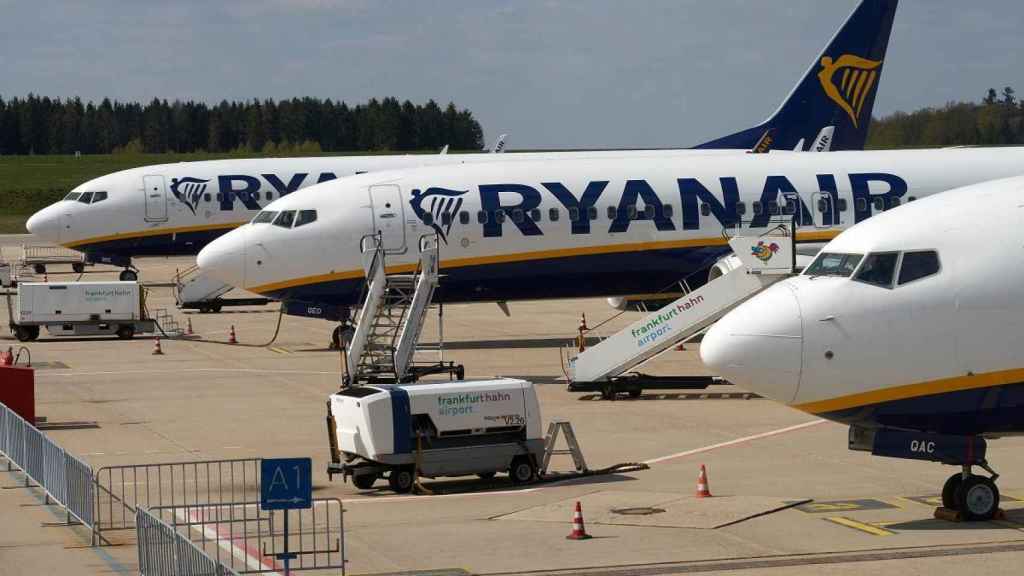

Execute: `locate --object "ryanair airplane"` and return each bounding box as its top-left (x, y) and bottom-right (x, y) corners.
top-left (197, 146), bottom-right (1024, 320)
top-left (701, 175), bottom-right (1024, 522)
top-left (26, 0), bottom-right (897, 280)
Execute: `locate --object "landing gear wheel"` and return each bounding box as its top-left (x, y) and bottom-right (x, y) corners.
top-left (13, 325), bottom-right (35, 342)
top-left (72, 262), bottom-right (85, 274)
top-left (601, 384), bottom-right (615, 401)
top-left (388, 467), bottom-right (415, 494)
top-left (115, 325), bottom-right (135, 340)
top-left (959, 475), bottom-right (999, 521)
top-left (352, 473), bottom-right (378, 490)
top-left (119, 269), bottom-right (138, 282)
top-left (509, 456), bottom-right (536, 485)
top-left (477, 472), bottom-right (496, 480)
top-left (941, 473), bottom-right (963, 510)
top-left (628, 388), bottom-right (642, 399)
top-left (211, 303), bottom-right (222, 313)
top-left (455, 365), bottom-right (465, 381)
top-left (33, 264), bottom-right (46, 275)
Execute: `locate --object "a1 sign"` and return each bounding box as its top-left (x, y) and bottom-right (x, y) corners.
top-left (260, 458), bottom-right (313, 510)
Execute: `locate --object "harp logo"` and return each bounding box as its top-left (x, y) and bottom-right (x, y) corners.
top-left (169, 177), bottom-right (210, 215)
top-left (410, 187), bottom-right (467, 244)
top-left (818, 54), bottom-right (883, 128)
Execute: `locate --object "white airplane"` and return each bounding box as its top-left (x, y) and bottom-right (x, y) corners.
top-left (25, 0), bottom-right (898, 281)
top-left (197, 147), bottom-right (1024, 325)
top-left (700, 175), bottom-right (1024, 521)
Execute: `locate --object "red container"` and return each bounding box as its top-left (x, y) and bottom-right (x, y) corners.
top-left (0, 365), bottom-right (35, 424)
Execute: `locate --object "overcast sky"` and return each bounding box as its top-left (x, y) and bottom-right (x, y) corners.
top-left (2, 0), bottom-right (1022, 149)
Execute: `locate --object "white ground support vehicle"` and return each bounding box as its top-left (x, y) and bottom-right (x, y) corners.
top-left (6, 281), bottom-right (155, 341)
top-left (326, 379), bottom-right (544, 493)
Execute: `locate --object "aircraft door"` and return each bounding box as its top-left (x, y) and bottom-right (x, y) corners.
top-left (143, 175), bottom-right (168, 222)
top-left (369, 185), bottom-right (406, 253)
top-left (811, 192), bottom-right (834, 229)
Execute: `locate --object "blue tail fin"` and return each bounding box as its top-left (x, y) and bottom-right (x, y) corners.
top-left (695, 0), bottom-right (898, 152)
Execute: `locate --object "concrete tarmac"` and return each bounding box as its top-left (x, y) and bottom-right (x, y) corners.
top-left (2, 245), bottom-right (1024, 575)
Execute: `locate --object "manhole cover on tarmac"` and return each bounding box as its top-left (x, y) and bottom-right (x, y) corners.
top-left (611, 507), bottom-right (666, 516)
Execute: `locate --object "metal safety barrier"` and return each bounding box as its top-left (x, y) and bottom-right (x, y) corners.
top-left (0, 402), bottom-right (95, 527)
top-left (94, 458), bottom-right (262, 545)
top-left (149, 499), bottom-right (346, 574)
top-left (137, 507), bottom-right (239, 576)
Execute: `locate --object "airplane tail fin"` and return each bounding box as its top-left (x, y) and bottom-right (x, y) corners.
top-left (695, 0), bottom-right (898, 152)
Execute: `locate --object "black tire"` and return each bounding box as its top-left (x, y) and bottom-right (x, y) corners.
top-left (941, 473), bottom-right (963, 510)
top-left (628, 388), bottom-right (642, 399)
top-left (352, 473), bottom-right (378, 490)
top-left (211, 303), bottom-right (223, 313)
top-left (116, 325), bottom-right (135, 340)
top-left (959, 475), bottom-right (999, 521)
top-left (72, 262), bottom-right (85, 274)
top-left (455, 366), bottom-right (465, 381)
top-left (119, 269), bottom-right (138, 282)
top-left (601, 384), bottom-right (616, 401)
top-left (509, 456), bottom-right (536, 485)
top-left (477, 471), bottom-right (497, 480)
top-left (388, 467), bottom-right (415, 494)
top-left (26, 325), bottom-right (39, 341)
top-left (13, 325), bottom-right (33, 342)
top-left (33, 264), bottom-right (46, 275)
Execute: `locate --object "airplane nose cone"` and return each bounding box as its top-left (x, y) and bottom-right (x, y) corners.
top-left (25, 208), bottom-right (60, 243)
top-left (700, 282), bottom-right (804, 404)
top-left (197, 228), bottom-right (247, 288)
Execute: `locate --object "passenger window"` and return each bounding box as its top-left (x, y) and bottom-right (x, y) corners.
top-left (607, 206), bottom-right (617, 220)
top-left (873, 197), bottom-right (885, 211)
top-left (441, 212), bottom-right (452, 226)
top-left (663, 204), bottom-right (674, 219)
top-left (294, 210), bottom-right (317, 227)
top-left (253, 211), bottom-right (277, 224)
top-left (273, 210), bottom-right (296, 228)
top-left (569, 207), bottom-right (580, 222)
top-left (736, 202), bottom-right (745, 216)
top-left (92, 192), bottom-right (108, 203)
top-left (643, 205), bottom-right (655, 219)
top-left (266, 192), bottom-right (274, 201)
top-left (889, 197), bottom-right (901, 209)
top-left (752, 201), bottom-right (762, 216)
top-left (854, 253), bottom-right (899, 288)
top-left (627, 206), bottom-right (638, 219)
top-left (838, 198), bottom-right (848, 211)
top-left (78, 192), bottom-right (94, 204)
top-left (783, 200), bottom-right (796, 215)
top-left (766, 201), bottom-right (779, 215)
top-left (477, 210), bottom-right (488, 224)
top-left (898, 251), bottom-right (940, 285)
top-left (700, 203), bottom-right (710, 216)
top-left (588, 207), bottom-right (597, 221)
top-left (422, 212), bottom-right (434, 226)
top-left (530, 208), bottom-right (541, 222)
top-left (908, 196), bottom-right (917, 202)
top-left (459, 211), bottom-right (470, 225)
top-left (511, 209), bottom-right (523, 224)
top-left (817, 199), bottom-right (828, 213)
top-left (856, 198), bottom-right (867, 212)
top-left (549, 208), bottom-right (560, 222)
top-left (204, 193), bottom-right (211, 202)
top-left (495, 210), bottom-right (506, 224)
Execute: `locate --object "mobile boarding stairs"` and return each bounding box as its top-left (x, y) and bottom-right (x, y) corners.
top-left (343, 233), bottom-right (464, 386)
top-left (173, 265), bottom-right (271, 313)
top-left (567, 224), bottom-right (797, 398)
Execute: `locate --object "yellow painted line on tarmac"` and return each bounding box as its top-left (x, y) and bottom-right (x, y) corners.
top-left (268, 346), bottom-right (291, 355)
top-left (825, 516), bottom-right (896, 536)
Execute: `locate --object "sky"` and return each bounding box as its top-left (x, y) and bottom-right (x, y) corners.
top-left (2, 0), bottom-right (1022, 149)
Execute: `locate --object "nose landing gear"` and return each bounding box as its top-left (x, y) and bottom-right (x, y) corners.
top-left (942, 461), bottom-right (1000, 521)
top-left (119, 268), bottom-right (139, 282)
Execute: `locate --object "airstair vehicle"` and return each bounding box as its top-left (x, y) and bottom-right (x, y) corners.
top-left (566, 223), bottom-right (798, 398)
top-left (344, 233), bottom-right (463, 386)
top-left (173, 265), bottom-right (270, 313)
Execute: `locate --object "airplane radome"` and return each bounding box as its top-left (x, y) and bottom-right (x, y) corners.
top-left (196, 146), bottom-right (1024, 315)
top-left (701, 174), bottom-right (1024, 521)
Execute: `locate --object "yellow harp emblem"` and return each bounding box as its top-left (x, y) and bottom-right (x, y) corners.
top-left (818, 55), bottom-right (883, 128)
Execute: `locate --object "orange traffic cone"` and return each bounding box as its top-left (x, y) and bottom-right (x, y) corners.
top-left (696, 464), bottom-right (712, 498)
top-left (566, 501), bottom-right (592, 540)
top-left (152, 337), bottom-right (164, 355)
top-left (186, 318), bottom-right (193, 336)
top-left (228, 325), bottom-right (237, 345)
top-left (675, 343), bottom-right (686, 351)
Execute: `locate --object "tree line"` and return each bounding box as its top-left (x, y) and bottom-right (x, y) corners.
top-left (868, 87), bottom-right (1024, 148)
top-left (0, 95), bottom-right (484, 155)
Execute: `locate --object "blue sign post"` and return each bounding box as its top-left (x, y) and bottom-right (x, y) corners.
top-left (261, 458), bottom-right (313, 575)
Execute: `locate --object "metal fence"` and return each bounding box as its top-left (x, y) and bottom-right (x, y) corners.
top-left (94, 458), bottom-right (262, 545)
top-left (0, 402), bottom-right (94, 526)
top-left (149, 499), bottom-right (346, 574)
top-left (137, 507), bottom-right (239, 576)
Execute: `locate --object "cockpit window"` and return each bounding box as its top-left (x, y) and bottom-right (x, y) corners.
top-left (294, 210), bottom-right (317, 227)
top-left (78, 192), bottom-right (94, 204)
top-left (64, 192), bottom-right (81, 201)
top-left (253, 211), bottom-right (278, 224)
top-left (92, 191), bottom-right (108, 203)
top-left (805, 252), bottom-right (863, 278)
top-left (898, 251), bottom-right (940, 285)
top-left (854, 252), bottom-right (899, 288)
top-left (272, 210), bottom-right (296, 228)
